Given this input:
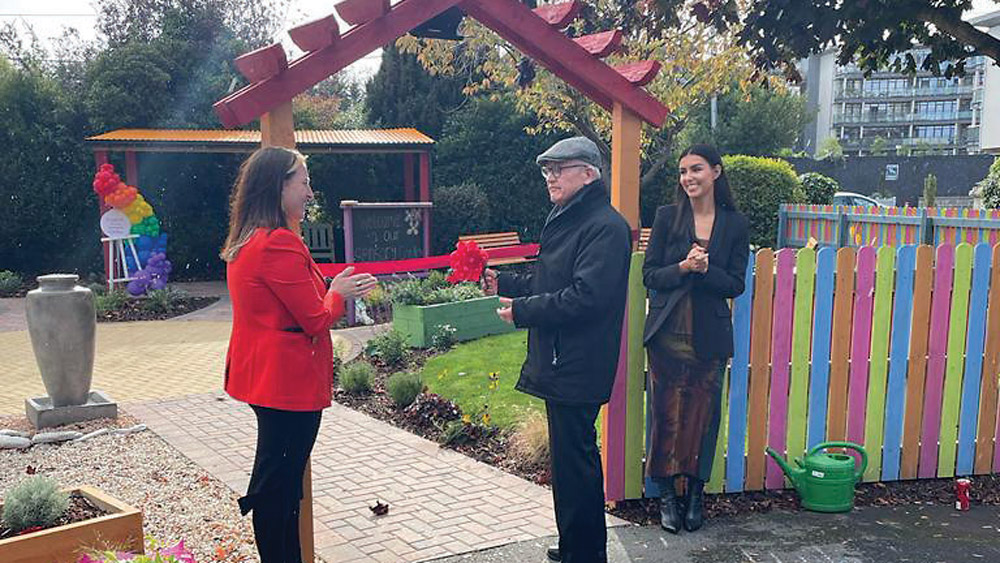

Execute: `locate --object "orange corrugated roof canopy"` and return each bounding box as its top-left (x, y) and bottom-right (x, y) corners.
top-left (86, 128), bottom-right (435, 154)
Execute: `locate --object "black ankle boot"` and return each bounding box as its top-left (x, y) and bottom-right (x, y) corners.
top-left (684, 477), bottom-right (704, 532)
top-left (658, 478), bottom-right (682, 534)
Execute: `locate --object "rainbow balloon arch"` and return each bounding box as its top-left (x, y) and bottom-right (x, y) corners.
top-left (92, 163), bottom-right (171, 295)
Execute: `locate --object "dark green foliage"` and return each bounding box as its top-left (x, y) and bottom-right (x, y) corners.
top-left (0, 270), bottom-right (21, 296)
top-left (723, 155), bottom-right (803, 248)
top-left (666, 0), bottom-right (1000, 78)
top-left (386, 274), bottom-right (482, 306)
top-left (435, 96), bottom-right (562, 242)
top-left (0, 57), bottom-right (99, 276)
top-left (680, 84), bottom-right (809, 156)
top-left (799, 172), bottom-right (840, 205)
top-left (923, 173), bottom-right (938, 207)
top-left (364, 44), bottom-right (465, 139)
top-left (431, 183), bottom-right (491, 254)
top-left (1, 476), bottom-right (69, 533)
top-left (387, 372), bottom-right (423, 408)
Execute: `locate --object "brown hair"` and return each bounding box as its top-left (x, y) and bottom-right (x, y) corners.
top-left (220, 146), bottom-right (305, 262)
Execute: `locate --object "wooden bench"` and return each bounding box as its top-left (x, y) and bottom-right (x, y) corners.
top-left (302, 222), bottom-right (335, 262)
top-left (458, 231), bottom-right (537, 266)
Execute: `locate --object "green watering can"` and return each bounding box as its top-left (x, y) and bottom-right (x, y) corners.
top-left (766, 441), bottom-right (868, 513)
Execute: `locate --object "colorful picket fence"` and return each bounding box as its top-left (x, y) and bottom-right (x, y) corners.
top-left (778, 205), bottom-right (1000, 249)
top-left (602, 243), bottom-right (1000, 500)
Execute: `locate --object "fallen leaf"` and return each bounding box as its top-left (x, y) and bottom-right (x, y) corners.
top-left (370, 500), bottom-right (389, 516)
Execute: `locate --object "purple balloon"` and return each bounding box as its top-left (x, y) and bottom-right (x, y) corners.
top-left (126, 279), bottom-right (147, 296)
top-left (150, 277), bottom-right (167, 291)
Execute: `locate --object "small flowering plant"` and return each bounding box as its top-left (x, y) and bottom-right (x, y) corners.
top-left (79, 537), bottom-right (195, 563)
top-left (446, 240), bottom-right (489, 284)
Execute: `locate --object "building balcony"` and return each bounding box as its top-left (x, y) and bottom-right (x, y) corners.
top-left (832, 110), bottom-right (973, 124)
top-left (839, 136), bottom-right (964, 149)
top-left (835, 84), bottom-right (973, 100)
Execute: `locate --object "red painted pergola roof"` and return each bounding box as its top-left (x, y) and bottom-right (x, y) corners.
top-left (86, 128), bottom-right (434, 153)
top-left (215, 0), bottom-right (668, 129)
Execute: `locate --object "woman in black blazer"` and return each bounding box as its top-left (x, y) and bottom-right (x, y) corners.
top-left (642, 144), bottom-right (749, 534)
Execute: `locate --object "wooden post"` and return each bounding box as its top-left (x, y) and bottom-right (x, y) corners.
top-left (260, 100), bottom-right (315, 563)
top-left (124, 151), bottom-right (139, 187)
top-left (404, 153), bottom-right (415, 201)
top-left (602, 102), bottom-right (643, 499)
top-left (610, 103), bottom-right (641, 234)
top-left (93, 151), bottom-right (112, 290)
top-left (420, 152), bottom-right (431, 254)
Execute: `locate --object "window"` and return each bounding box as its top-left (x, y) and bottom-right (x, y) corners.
top-left (915, 125), bottom-right (955, 139)
top-left (916, 101), bottom-right (956, 118)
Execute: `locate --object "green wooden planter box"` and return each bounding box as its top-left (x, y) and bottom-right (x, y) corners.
top-left (392, 296), bottom-right (514, 348)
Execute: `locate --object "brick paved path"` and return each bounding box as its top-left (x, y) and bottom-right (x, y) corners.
top-left (128, 393), bottom-right (569, 562)
top-left (2, 281), bottom-right (621, 561)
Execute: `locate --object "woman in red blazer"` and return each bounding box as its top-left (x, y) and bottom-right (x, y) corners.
top-left (221, 146), bottom-right (376, 563)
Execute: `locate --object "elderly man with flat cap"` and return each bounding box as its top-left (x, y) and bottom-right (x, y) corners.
top-left (483, 136), bottom-right (631, 562)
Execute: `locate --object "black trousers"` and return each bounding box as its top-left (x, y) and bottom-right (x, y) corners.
top-left (546, 400), bottom-right (607, 563)
top-left (239, 405), bottom-right (322, 563)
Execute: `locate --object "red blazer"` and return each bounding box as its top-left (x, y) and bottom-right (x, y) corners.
top-left (225, 228), bottom-right (345, 411)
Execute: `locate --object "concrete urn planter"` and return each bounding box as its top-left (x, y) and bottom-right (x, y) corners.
top-left (25, 274), bottom-right (96, 406)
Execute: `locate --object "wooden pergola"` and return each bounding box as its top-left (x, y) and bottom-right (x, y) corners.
top-left (215, 1), bottom-right (668, 558)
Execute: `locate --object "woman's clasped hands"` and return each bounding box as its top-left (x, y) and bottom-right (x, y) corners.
top-left (680, 243), bottom-right (708, 274)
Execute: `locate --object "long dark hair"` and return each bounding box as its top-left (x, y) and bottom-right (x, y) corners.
top-left (671, 143), bottom-right (738, 238)
top-left (220, 146), bottom-right (305, 262)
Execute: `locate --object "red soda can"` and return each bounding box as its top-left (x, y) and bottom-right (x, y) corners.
top-left (955, 478), bottom-right (971, 511)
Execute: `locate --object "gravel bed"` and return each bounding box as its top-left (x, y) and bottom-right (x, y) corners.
top-left (0, 414), bottom-right (259, 562)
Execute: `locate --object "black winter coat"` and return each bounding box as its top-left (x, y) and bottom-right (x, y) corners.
top-left (642, 204), bottom-right (750, 359)
top-left (498, 180), bottom-right (632, 405)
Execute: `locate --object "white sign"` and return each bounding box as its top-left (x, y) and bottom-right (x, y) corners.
top-left (885, 164), bottom-right (899, 181)
top-left (100, 209), bottom-right (132, 238)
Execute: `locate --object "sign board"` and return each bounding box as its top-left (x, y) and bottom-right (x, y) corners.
top-left (100, 209), bottom-right (132, 238)
top-left (342, 201), bottom-right (431, 263)
top-left (885, 164), bottom-right (899, 181)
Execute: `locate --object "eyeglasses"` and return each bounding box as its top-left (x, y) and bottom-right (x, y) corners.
top-left (539, 163), bottom-right (588, 179)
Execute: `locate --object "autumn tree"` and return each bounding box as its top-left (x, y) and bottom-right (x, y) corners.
top-left (397, 0), bottom-right (760, 192)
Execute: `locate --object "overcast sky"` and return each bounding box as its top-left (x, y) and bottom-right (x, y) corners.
top-left (2, 0), bottom-right (999, 81)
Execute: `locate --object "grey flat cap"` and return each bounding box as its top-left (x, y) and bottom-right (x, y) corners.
top-left (536, 136), bottom-right (602, 169)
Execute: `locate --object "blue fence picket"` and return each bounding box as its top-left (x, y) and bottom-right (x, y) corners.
top-left (956, 243), bottom-right (992, 475)
top-left (726, 252), bottom-right (755, 492)
top-left (882, 245), bottom-right (916, 480)
top-left (807, 247), bottom-right (836, 449)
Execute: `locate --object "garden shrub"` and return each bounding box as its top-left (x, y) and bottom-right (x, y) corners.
top-left (387, 372), bottom-right (423, 408)
top-left (0, 270), bottom-right (21, 297)
top-left (979, 157), bottom-right (1000, 209)
top-left (339, 361), bottom-right (374, 394)
top-left (430, 324), bottom-right (458, 350)
top-left (367, 328), bottom-right (409, 366)
top-left (1, 475), bottom-right (69, 533)
top-left (95, 289), bottom-right (129, 314)
top-left (431, 183), bottom-right (492, 255)
top-left (509, 410), bottom-right (549, 468)
top-left (798, 172), bottom-right (840, 205)
top-left (723, 155), bottom-right (803, 248)
top-left (140, 287), bottom-right (188, 314)
top-left (386, 276), bottom-right (482, 306)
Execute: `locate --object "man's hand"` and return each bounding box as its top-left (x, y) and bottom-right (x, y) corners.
top-left (497, 297), bottom-right (514, 324)
top-left (482, 268), bottom-right (498, 296)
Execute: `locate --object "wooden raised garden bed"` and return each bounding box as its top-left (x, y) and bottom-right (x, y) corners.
top-left (0, 486), bottom-right (143, 563)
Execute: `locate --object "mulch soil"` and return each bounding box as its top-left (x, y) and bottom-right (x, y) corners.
top-left (335, 355), bottom-right (1000, 525)
top-left (0, 491), bottom-right (106, 540)
top-left (608, 473), bottom-right (1000, 525)
top-left (96, 296), bottom-right (219, 322)
top-left (333, 348), bottom-right (552, 487)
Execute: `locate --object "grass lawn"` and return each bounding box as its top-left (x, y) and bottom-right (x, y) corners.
top-left (420, 330), bottom-right (544, 429)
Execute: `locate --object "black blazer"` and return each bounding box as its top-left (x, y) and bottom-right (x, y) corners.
top-left (642, 204), bottom-right (750, 360)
